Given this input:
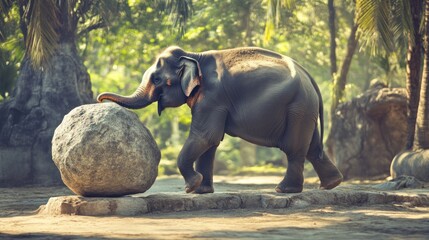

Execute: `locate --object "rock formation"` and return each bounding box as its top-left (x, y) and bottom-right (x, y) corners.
top-left (52, 103), bottom-right (160, 197)
top-left (327, 83), bottom-right (408, 180)
top-left (0, 51), bottom-right (93, 187)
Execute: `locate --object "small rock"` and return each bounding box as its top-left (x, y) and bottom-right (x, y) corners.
top-left (52, 103), bottom-right (161, 197)
top-left (374, 175), bottom-right (425, 190)
top-left (391, 150), bottom-right (429, 182)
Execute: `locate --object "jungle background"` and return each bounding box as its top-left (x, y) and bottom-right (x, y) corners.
top-left (0, 0), bottom-right (417, 181)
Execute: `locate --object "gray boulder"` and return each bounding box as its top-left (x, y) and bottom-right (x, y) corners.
top-left (52, 103), bottom-right (160, 197)
top-left (391, 150), bottom-right (429, 182)
top-left (327, 83), bottom-right (407, 180)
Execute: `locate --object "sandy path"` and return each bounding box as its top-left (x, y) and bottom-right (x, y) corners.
top-left (1, 205), bottom-right (429, 239)
top-left (1, 176), bottom-right (429, 239)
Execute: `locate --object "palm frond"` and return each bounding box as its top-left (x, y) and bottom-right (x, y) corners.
top-left (263, 0), bottom-right (295, 45)
top-left (356, 0), bottom-right (416, 54)
top-left (25, 0), bottom-right (60, 68)
top-left (157, 0), bottom-right (193, 36)
top-left (0, 0), bottom-right (13, 14)
top-left (280, 0), bottom-right (295, 10)
top-left (393, 0), bottom-right (413, 45)
top-left (264, 0), bottom-right (275, 45)
top-left (377, 0), bottom-right (395, 51)
top-left (93, 0), bottom-right (119, 29)
top-left (74, 0), bottom-right (121, 36)
top-left (356, 0), bottom-right (378, 53)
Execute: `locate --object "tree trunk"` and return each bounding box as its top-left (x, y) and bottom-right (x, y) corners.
top-left (391, 0), bottom-right (429, 182)
top-left (330, 23), bottom-right (359, 117)
top-left (326, 22), bottom-right (359, 159)
top-left (414, 0), bottom-right (429, 150)
top-left (405, 0), bottom-right (423, 150)
top-left (328, 0), bottom-right (337, 75)
top-left (0, 42), bottom-right (93, 186)
top-left (240, 0), bottom-right (253, 46)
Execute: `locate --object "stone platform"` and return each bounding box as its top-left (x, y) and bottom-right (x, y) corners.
top-left (38, 176), bottom-right (429, 216)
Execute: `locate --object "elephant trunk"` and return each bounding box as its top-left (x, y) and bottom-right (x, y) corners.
top-left (97, 85), bottom-right (154, 109)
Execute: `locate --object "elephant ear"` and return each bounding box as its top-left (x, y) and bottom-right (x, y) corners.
top-left (179, 56), bottom-right (202, 97)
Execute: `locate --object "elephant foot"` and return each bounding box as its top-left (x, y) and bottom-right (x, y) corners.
top-left (312, 154), bottom-right (344, 190)
top-left (194, 185), bottom-right (214, 194)
top-left (319, 173), bottom-right (343, 190)
top-left (184, 172), bottom-right (203, 193)
top-left (275, 183), bottom-right (303, 193)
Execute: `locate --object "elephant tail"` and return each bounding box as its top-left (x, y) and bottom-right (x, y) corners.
top-left (293, 60), bottom-right (324, 158)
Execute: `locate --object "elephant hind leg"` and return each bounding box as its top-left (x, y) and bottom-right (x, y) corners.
top-left (276, 108), bottom-right (315, 193)
top-left (306, 129), bottom-right (343, 190)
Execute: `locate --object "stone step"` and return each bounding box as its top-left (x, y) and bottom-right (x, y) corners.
top-left (38, 189), bottom-right (429, 216)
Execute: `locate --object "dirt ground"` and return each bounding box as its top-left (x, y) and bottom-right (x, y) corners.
top-left (1, 176), bottom-right (429, 239)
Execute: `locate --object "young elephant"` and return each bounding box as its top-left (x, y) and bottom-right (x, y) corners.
top-left (97, 46), bottom-right (343, 194)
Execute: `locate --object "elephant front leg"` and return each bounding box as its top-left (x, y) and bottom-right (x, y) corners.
top-left (194, 145), bottom-right (218, 194)
top-left (178, 137), bottom-right (213, 193)
top-left (178, 106), bottom-right (226, 193)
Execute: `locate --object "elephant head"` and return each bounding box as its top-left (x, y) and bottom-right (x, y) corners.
top-left (97, 47), bottom-right (202, 115)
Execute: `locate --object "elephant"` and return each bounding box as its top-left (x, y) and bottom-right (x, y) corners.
top-left (97, 46), bottom-right (343, 194)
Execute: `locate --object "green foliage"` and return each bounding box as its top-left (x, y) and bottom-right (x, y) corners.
top-left (1, 0), bottom-right (410, 174)
top-left (156, 0), bottom-right (193, 36)
top-left (159, 145), bottom-right (181, 175)
top-left (0, 48), bottom-right (17, 99)
top-left (233, 163), bottom-right (284, 176)
top-left (216, 136), bottom-right (241, 172)
top-left (80, 0), bottom-right (407, 175)
top-left (0, 3), bottom-right (23, 101)
top-left (263, 0), bottom-right (296, 44)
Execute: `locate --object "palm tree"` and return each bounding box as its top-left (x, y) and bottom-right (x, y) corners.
top-left (357, 0), bottom-right (429, 181)
top-left (356, 0), bottom-right (422, 150)
top-left (406, 0), bottom-right (424, 149)
top-left (0, 0), bottom-right (192, 186)
top-left (415, 0), bottom-right (429, 151)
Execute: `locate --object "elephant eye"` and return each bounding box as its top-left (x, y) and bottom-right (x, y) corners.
top-left (153, 77), bottom-right (162, 85)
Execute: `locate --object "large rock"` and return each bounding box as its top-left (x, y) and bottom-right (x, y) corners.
top-left (391, 150), bottom-right (429, 182)
top-left (0, 48), bottom-right (93, 187)
top-left (327, 83), bottom-right (407, 180)
top-left (52, 103), bottom-right (160, 197)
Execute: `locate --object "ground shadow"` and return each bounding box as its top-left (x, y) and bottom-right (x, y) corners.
top-left (191, 205), bottom-right (429, 239)
top-left (0, 186), bottom-right (73, 218)
top-left (0, 233), bottom-right (129, 240)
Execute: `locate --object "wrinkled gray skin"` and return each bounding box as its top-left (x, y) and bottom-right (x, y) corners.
top-left (98, 46), bottom-right (343, 194)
